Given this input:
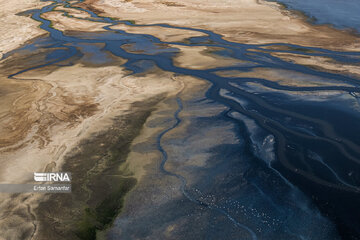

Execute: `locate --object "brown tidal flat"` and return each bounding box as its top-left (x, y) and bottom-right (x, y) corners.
top-left (41, 11), bottom-right (109, 32)
top-left (0, 49), bottom-right (183, 239)
top-left (110, 24), bottom-right (207, 42)
top-left (269, 52), bottom-right (360, 77)
top-left (0, 0), bottom-right (48, 57)
top-left (83, 0), bottom-right (360, 51)
top-left (171, 45), bottom-right (248, 70)
top-left (215, 67), bottom-right (353, 87)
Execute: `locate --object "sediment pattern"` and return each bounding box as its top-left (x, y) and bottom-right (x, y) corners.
top-left (0, 0), bottom-right (360, 240)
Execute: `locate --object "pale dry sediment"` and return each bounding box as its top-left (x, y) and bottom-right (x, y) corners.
top-left (0, 64), bottom-right (182, 183)
top-left (110, 24), bottom-right (207, 42)
top-left (171, 45), bottom-right (248, 70)
top-left (28, 1), bottom-right (360, 79)
top-left (0, 0), bottom-right (49, 56)
top-left (0, 62), bottom-right (183, 239)
top-left (83, 0), bottom-right (360, 51)
top-left (269, 52), bottom-right (360, 77)
top-left (54, 5), bottom-right (94, 19)
top-left (41, 11), bottom-right (109, 32)
top-left (215, 67), bottom-right (355, 87)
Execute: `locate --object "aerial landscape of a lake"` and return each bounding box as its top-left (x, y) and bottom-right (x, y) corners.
top-left (0, 0), bottom-right (359, 240)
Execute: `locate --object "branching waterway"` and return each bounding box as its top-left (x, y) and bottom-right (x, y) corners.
top-left (3, 0), bottom-right (360, 239)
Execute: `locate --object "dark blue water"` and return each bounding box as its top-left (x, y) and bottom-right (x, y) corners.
top-left (4, 0), bottom-right (360, 239)
top-left (271, 0), bottom-right (360, 33)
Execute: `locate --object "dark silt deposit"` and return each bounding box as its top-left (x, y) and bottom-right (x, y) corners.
top-left (3, 0), bottom-right (360, 239)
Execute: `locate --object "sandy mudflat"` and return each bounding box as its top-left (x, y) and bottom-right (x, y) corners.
top-left (0, 61), bottom-right (182, 181)
top-left (171, 45), bottom-right (248, 70)
top-left (84, 0), bottom-right (360, 50)
top-left (82, 0), bottom-right (359, 77)
top-left (0, 0), bottom-right (49, 57)
top-left (110, 24), bottom-right (207, 42)
top-left (269, 52), bottom-right (360, 76)
top-left (41, 11), bottom-right (109, 32)
top-left (215, 67), bottom-right (353, 87)
top-left (0, 58), bottom-right (184, 239)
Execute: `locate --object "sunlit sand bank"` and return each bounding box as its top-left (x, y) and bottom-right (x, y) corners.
top-left (0, 0), bottom-right (48, 57)
top-left (84, 0), bottom-right (360, 50)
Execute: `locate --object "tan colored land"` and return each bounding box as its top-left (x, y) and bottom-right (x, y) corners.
top-left (1, 0), bottom-right (358, 59)
top-left (9, 0), bottom-right (357, 76)
top-left (110, 24), bottom-right (206, 42)
top-left (270, 52), bottom-right (360, 76)
top-left (76, 0), bottom-right (360, 78)
top-left (41, 11), bottom-right (109, 32)
top-left (171, 45), bottom-right (248, 70)
top-left (0, 59), bottom-right (184, 239)
top-left (54, 5), bottom-right (93, 19)
top-left (215, 67), bottom-right (353, 87)
top-left (0, 62), bottom-right (182, 178)
top-left (0, 0), bottom-right (48, 57)
top-left (83, 0), bottom-right (360, 51)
